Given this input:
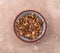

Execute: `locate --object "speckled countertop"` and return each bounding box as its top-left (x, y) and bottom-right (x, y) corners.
top-left (0, 0), bottom-right (60, 53)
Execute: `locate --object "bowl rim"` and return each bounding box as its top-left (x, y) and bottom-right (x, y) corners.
top-left (13, 10), bottom-right (47, 43)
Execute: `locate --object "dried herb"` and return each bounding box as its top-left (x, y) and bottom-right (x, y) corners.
top-left (15, 13), bottom-right (43, 40)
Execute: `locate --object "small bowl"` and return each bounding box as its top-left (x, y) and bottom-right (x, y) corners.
top-left (13, 10), bottom-right (47, 43)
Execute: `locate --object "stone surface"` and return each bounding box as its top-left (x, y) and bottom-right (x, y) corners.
top-left (0, 0), bottom-right (60, 53)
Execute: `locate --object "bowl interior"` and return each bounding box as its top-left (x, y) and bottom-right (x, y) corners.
top-left (15, 11), bottom-right (46, 42)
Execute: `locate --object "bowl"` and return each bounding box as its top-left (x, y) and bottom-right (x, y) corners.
top-left (13, 10), bottom-right (47, 43)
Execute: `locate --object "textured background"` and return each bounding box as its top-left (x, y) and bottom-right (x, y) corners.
top-left (0, 0), bottom-right (60, 53)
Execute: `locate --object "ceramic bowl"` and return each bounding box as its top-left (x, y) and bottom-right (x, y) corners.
top-left (14, 10), bottom-right (47, 43)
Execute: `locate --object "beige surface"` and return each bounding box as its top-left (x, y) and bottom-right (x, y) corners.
top-left (0, 0), bottom-right (60, 53)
